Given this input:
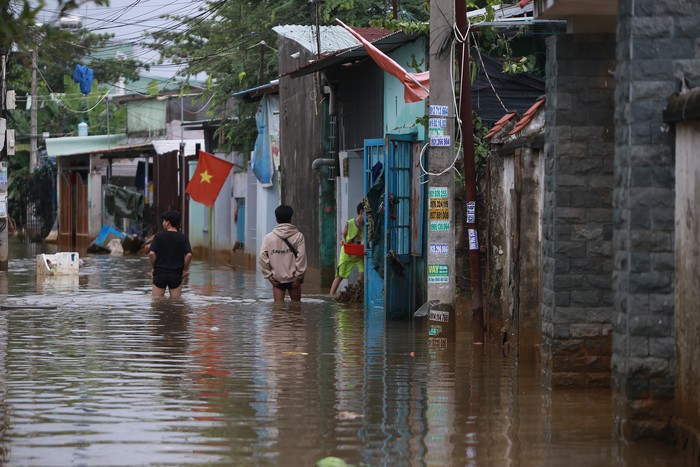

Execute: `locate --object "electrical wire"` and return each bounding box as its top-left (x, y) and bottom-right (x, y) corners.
top-left (471, 31), bottom-right (510, 114)
top-left (35, 62), bottom-right (115, 113)
top-left (418, 19), bottom-right (471, 183)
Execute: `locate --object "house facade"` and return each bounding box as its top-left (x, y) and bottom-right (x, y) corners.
top-left (276, 25), bottom-right (430, 316)
top-left (45, 77), bottom-right (210, 254)
top-left (528, 0), bottom-right (700, 451)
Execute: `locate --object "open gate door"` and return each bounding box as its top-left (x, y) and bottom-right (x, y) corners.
top-left (58, 171), bottom-right (90, 253)
top-left (153, 151), bottom-right (180, 233)
top-left (385, 134), bottom-right (415, 319)
top-left (75, 174), bottom-right (89, 253)
top-left (363, 134), bottom-right (419, 320)
top-left (58, 172), bottom-right (72, 251)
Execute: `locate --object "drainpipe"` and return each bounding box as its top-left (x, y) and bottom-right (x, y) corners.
top-left (456, 0), bottom-right (484, 344)
top-left (314, 80), bottom-right (338, 289)
top-left (312, 158), bottom-right (335, 170)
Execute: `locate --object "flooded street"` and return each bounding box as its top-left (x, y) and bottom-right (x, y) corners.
top-left (0, 240), bottom-right (681, 466)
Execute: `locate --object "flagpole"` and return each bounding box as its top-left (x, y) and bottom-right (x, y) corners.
top-left (406, 73), bottom-right (430, 94)
top-left (209, 207), bottom-right (213, 258)
top-left (180, 142), bottom-right (186, 227)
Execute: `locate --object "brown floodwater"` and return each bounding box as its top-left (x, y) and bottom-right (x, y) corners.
top-left (0, 239), bottom-right (684, 466)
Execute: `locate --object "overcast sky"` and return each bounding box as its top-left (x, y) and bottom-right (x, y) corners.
top-left (39, 0), bottom-right (202, 77)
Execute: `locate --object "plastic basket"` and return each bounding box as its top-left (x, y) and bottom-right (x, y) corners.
top-left (343, 243), bottom-right (364, 256)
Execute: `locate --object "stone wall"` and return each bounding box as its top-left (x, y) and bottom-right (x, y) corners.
top-left (543, 33), bottom-right (616, 388)
top-left (611, 0), bottom-right (700, 440)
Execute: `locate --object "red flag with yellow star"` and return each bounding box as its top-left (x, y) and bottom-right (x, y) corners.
top-left (185, 150), bottom-right (234, 208)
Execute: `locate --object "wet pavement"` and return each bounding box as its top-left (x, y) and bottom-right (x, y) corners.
top-left (0, 239), bottom-right (684, 466)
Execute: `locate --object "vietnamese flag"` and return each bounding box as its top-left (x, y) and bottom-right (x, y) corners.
top-left (185, 150), bottom-right (234, 208)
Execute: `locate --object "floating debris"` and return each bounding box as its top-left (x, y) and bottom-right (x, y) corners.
top-left (337, 411), bottom-right (363, 420)
top-left (317, 457), bottom-right (348, 467)
top-left (335, 281), bottom-right (363, 303)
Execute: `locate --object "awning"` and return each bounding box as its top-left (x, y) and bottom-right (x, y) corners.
top-left (45, 135), bottom-right (204, 159)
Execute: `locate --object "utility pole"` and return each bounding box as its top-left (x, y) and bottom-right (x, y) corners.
top-left (426, 0), bottom-right (456, 341)
top-left (455, 1), bottom-right (484, 344)
top-left (258, 42), bottom-right (266, 86)
top-left (1, 52), bottom-right (9, 271)
top-left (29, 47), bottom-right (37, 173)
top-left (312, 0), bottom-right (322, 60)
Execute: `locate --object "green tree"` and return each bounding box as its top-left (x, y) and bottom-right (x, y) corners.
top-left (0, 0), bottom-right (108, 52)
top-left (6, 25), bottom-right (145, 97)
top-left (3, 4), bottom-right (141, 237)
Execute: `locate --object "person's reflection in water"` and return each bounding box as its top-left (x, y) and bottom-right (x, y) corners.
top-left (151, 298), bottom-right (190, 390)
top-left (268, 300), bottom-right (307, 357)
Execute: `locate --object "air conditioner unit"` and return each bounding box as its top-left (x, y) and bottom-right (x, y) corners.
top-left (6, 129), bottom-right (15, 155)
top-left (6, 90), bottom-right (16, 110)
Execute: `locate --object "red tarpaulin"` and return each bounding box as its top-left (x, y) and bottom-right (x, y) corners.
top-left (336, 19), bottom-right (430, 103)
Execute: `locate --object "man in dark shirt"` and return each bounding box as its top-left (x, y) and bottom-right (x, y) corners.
top-left (149, 210), bottom-right (192, 298)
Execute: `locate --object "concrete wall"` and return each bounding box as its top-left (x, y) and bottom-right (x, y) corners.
top-left (487, 142), bottom-right (544, 363)
top-left (187, 153), bottom-right (234, 262)
top-left (278, 38), bottom-right (326, 286)
top-left (543, 33), bottom-right (616, 389)
top-left (335, 151), bottom-right (364, 291)
top-left (88, 158), bottom-right (103, 238)
top-left (255, 175), bottom-right (280, 265)
top-left (384, 37), bottom-right (427, 142)
top-left (517, 145), bottom-right (545, 364)
top-left (486, 152), bottom-right (514, 336)
top-left (245, 162), bottom-right (258, 261)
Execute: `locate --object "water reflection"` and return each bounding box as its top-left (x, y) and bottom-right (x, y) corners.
top-left (0, 239), bottom-right (685, 465)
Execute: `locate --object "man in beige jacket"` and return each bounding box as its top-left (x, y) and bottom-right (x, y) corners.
top-left (259, 205), bottom-right (307, 301)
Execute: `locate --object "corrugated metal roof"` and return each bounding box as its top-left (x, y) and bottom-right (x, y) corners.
top-left (273, 25), bottom-right (362, 55)
top-left (45, 134), bottom-right (129, 157)
top-left (45, 134), bottom-right (204, 158)
top-left (233, 80), bottom-right (279, 102)
top-left (111, 74), bottom-right (206, 102)
top-left (284, 29), bottom-right (415, 78)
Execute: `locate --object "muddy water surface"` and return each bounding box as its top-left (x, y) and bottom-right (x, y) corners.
top-left (0, 240), bottom-right (683, 465)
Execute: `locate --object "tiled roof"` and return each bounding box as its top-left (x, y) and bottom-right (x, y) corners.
top-left (485, 96), bottom-right (546, 142)
top-left (508, 96), bottom-right (545, 135)
top-left (484, 112), bottom-right (517, 140)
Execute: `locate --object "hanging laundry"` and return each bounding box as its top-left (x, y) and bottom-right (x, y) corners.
top-left (73, 64), bottom-right (94, 94)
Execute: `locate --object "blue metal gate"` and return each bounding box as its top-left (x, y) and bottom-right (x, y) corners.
top-left (363, 134), bottom-right (417, 320)
top-left (364, 138), bottom-right (385, 320)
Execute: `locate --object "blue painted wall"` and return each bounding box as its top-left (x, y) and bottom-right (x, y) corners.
top-left (383, 36), bottom-right (427, 140)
